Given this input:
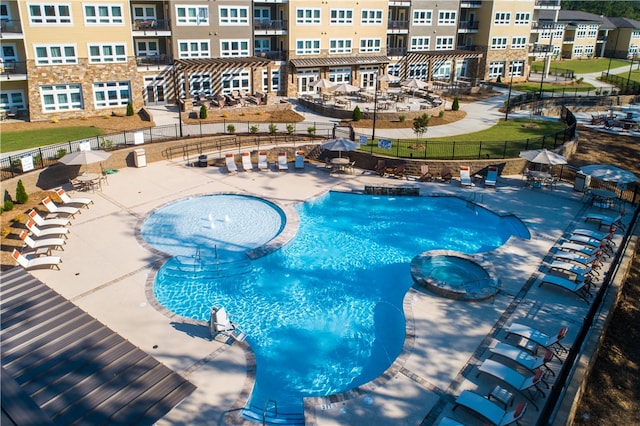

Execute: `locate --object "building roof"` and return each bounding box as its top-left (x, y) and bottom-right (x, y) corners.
top-left (608, 17), bottom-right (640, 30)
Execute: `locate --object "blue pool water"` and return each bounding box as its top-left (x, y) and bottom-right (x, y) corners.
top-left (144, 192), bottom-right (529, 424)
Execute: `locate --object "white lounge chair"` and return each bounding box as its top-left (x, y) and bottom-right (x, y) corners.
top-left (477, 359), bottom-right (546, 409)
top-left (225, 153), bottom-right (238, 173)
top-left (42, 196), bottom-right (80, 217)
top-left (555, 242), bottom-right (598, 257)
top-left (459, 166), bottom-right (472, 186)
top-left (453, 390), bottom-right (527, 425)
top-left (12, 249), bottom-right (61, 270)
top-left (26, 219), bottom-right (69, 239)
top-left (55, 188), bottom-right (93, 208)
top-left (27, 209), bottom-right (71, 227)
top-left (211, 307), bottom-right (236, 334)
top-left (485, 166), bottom-right (498, 188)
top-left (295, 150), bottom-right (305, 169)
top-left (241, 152), bottom-right (253, 171)
top-left (258, 151), bottom-right (268, 171)
top-left (505, 323), bottom-right (568, 358)
top-left (19, 231), bottom-right (65, 253)
top-left (277, 152), bottom-right (288, 171)
top-left (538, 273), bottom-right (592, 304)
top-left (567, 234), bottom-right (604, 249)
top-left (585, 210), bottom-right (626, 231)
top-left (552, 251), bottom-right (602, 271)
top-left (571, 228), bottom-right (608, 241)
top-left (490, 342), bottom-right (555, 376)
top-left (545, 260), bottom-right (593, 279)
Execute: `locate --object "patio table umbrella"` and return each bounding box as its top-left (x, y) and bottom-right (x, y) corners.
top-left (579, 164), bottom-right (638, 184)
top-left (401, 78), bottom-right (429, 100)
top-left (310, 78), bottom-right (334, 90)
top-left (518, 149), bottom-right (567, 165)
top-left (377, 74), bottom-right (400, 83)
top-left (58, 150), bottom-right (112, 175)
top-left (330, 82), bottom-right (361, 94)
top-left (321, 138), bottom-right (359, 158)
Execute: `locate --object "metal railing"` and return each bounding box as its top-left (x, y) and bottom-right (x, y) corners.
top-left (253, 19), bottom-right (287, 31)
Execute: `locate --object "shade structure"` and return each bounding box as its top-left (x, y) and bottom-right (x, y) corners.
top-left (330, 82), bottom-right (361, 93)
top-left (321, 138), bottom-right (359, 157)
top-left (579, 164), bottom-right (638, 183)
top-left (400, 79), bottom-right (429, 90)
top-left (518, 148), bottom-right (567, 165)
top-left (59, 150), bottom-right (111, 166)
top-left (310, 78), bottom-right (334, 89)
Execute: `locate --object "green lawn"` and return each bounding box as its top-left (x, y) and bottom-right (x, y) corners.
top-left (1, 127), bottom-right (104, 153)
top-left (532, 58), bottom-right (630, 74)
top-left (511, 81), bottom-right (595, 93)
top-left (614, 65), bottom-right (640, 83)
top-left (361, 118), bottom-right (567, 159)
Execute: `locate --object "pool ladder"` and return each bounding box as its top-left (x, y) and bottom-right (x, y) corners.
top-left (262, 400), bottom-right (277, 425)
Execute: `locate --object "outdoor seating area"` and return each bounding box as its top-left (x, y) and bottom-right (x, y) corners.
top-left (186, 90), bottom-right (267, 110)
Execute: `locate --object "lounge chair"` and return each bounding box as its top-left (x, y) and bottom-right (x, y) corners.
top-left (552, 251), bottom-right (602, 269)
top-left (374, 159), bottom-right (386, 176)
top-left (476, 359), bottom-right (546, 409)
top-left (453, 390), bottom-right (527, 425)
top-left (572, 228), bottom-right (616, 245)
top-left (538, 274), bottom-right (592, 304)
top-left (12, 249), bottom-right (61, 270)
top-left (567, 234), bottom-right (605, 249)
top-left (241, 152), bottom-right (253, 171)
top-left (485, 166), bottom-right (498, 188)
top-left (19, 231), bottom-right (65, 253)
top-left (55, 188), bottom-right (93, 208)
top-left (555, 242), bottom-right (598, 257)
top-left (393, 163), bottom-right (406, 179)
top-left (545, 260), bottom-right (594, 279)
top-left (277, 152), bottom-right (288, 171)
top-left (489, 342), bottom-right (555, 376)
top-left (585, 209), bottom-right (626, 231)
top-left (440, 166), bottom-right (453, 183)
top-left (211, 307), bottom-right (235, 333)
top-left (258, 151), bottom-right (268, 171)
top-left (295, 151), bottom-right (305, 169)
top-left (505, 323), bottom-right (568, 359)
top-left (459, 166), bottom-right (472, 186)
top-left (27, 209), bottom-right (71, 227)
top-left (42, 196), bottom-right (80, 217)
top-left (25, 219), bottom-right (69, 239)
top-left (225, 153), bottom-right (238, 173)
top-left (418, 164), bottom-right (433, 182)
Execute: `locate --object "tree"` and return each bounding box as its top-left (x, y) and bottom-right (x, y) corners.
top-left (352, 106), bottom-right (362, 121)
top-left (126, 101), bottom-right (134, 116)
top-left (452, 97), bottom-right (460, 111)
top-left (199, 104), bottom-right (208, 119)
top-left (412, 113), bottom-right (429, 139)
top-left (15, 180), bottom-right (28, 204)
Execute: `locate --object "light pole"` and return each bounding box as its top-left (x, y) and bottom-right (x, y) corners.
top-left (172, 67), bottom-right (183, 138)
top-left (372, 72), bottom-right (379, 142)
top-left (505, 64), bottom-right (514, 121)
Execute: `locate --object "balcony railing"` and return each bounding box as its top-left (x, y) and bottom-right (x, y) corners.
top-left (531, 22), bottom-right (562, 30)
top-left (135, 54), bottom-right (173, 68)
top-left (388, 20), bottom-right (409, 30)
top-left (254, 19), bottom-right (287, 31)
top-left (1, 60), bottom-right (27, 78)
top-left (132, 19), bottom-right (170, 31)
top-left (535, 0), bottom-right (561, 7)
top-left (460, 1), bottom-right (482, 7)
top-left (529, 44), bottom-right (553, 54)
top-left (0, 19), bottom-right (22, 34)
top-left (256, 51), bottom-right (287, 61)
top-left (458, 20), bottom-right (479, 30)
top-left (387, 47), bottom-right (407, 57)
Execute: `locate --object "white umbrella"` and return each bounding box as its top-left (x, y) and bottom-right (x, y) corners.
top-left (401, 79), bottom-right (429, 90)
top-left (330, 82), bottom-right (361, 93)
top-left (579, 164), bottom-right (638, 183)
top-left (518, 149), bottom-right (567, 165)
top-left (310, 79), bottom-right (334, 89)
top-left (321, 138), bottom-right (359, 157)
top-left (59, 150), bottom-right (111, 166)
top-left (378, 74), bottom-right (400, 83)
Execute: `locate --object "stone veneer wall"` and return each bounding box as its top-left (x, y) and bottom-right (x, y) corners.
top-left (27, 58), bottom-right (143, 122)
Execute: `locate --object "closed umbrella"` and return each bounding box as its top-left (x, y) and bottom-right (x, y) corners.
top-left (579, 164), bottom-right (637, 183)
top-left (518, 149), bottom-right (567, 165)
top-left (321, 138), bottom-right (359, 158)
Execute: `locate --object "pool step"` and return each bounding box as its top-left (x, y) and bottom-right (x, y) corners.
top-left (161, 256), bottom-right (254, 279)
top-left (241, 407), bottom-right (305, 426)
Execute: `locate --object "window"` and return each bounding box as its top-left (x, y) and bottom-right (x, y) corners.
top-left (176, 5), bottom-right (208, 25)
top-left (29, 3), bottom-right (71, 24)
top-left (88, 43), bottom-right (126, 63)
top-left (573, 45), bottom-right (583, 56)
top-left (254, 8), bottom-right (270, 21)
top-left (41, 84), bottom-right (82, 111)
top-left (491, 37), bottom-right (508, 49)
top-left (0, 3), bottom-right (9, 20)
top-left (296, 8), bottom-right (320, 24)
top-left (1, 44), bottom-right (18, 62)
top-left (511, 37), bottom-right (527, 49)
top-left (296, 39), bottom-right (320, 55)
top-left (220, 40), bottom-right (250, 56)
top-left (34, 44), bottom-right (77, 65)
top-left (508, 60), bottom-right (524, 77)
top-left (432, 61), bottom-right (451, 79)
top-left (514, 12), bottom-right (530, 25)
top-left (329, 68), bottom-right (350, 83)
top-left (262, 68), bottom-right (280, 91)
top-left (133, 5), bottom-right (155, 20)
top-left (361, 9), bottom-right (382, 24)
top-left (413, 10), bottom-right (432, 25)
top-left (0, 90), bottom-right (26, 110)
top-left (494, 12), bottom-right (510, 25)
top-left (84, 4), bottom-right (123, 24)
top-left (93, 81), bottom-right (130, 108)
top-left (178, 40), bottom-right (210, 58)
top-left (329, 39), bottom-right (352, 54)
top-left (585, 45), bottom-right (594, 56)
top-left (221, 70), bottom-right (250, 94)
top-left (488, 61), bottom-right (504, 78)
top-left (410, 37), bottom-right (430, 51)
top-left (576, 25), bottom-right (586, 39)
top-left (587, 25), bottom-right (598, 38)
top-left (438, 11), bottom-right (456, 25)
top-left (629, 45), bottom-right (639, 56)
top-left (409, 62), bottom-right (428, 79)
top-left (330, 9), bottom-right (352, 25)
top-left (136, 40), bottom-right (159, 56)
top-left (632, 30), bottom-right (640, 39)
top-left (219, 6), bottom-right (249, 25)
top-left (255, 38), bottom-right (271, 54)
top-left (435, 36), bottom-right (454, 50)
top-left (360, 38), bottom-right (381, 52)
top-left (185, 73), bottom-right (211, 95)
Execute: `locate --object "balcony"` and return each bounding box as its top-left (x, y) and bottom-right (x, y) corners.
top-left (387, 20), bottom-right (409, 33)
top-left (253, 19), bottom-right (287, 34)
top-left (534, 0), bottom-right (561, 9)
top-left (529, 44), bottom-right (553, 54)
top-left (256, 51), bottom-right (287, 61)
top-left (388, 1), bottom-right (411, 6)
top-left (132, 19), bottom-right (171, 33)
top-left (387, 47), bottom-right (407, 57)
top-left (0, 19), bottom-right (23, 36)
top-left (458, 20), bottom-right (479, 32)
top-left (135, 54), bottom-right (173, 69)
top-left (460, 1), bottom-right (482, 7)
top-left (0, 60), bottom-right (27, 80)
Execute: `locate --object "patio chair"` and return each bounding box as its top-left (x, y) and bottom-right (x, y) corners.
top-left (393, 163), bottom-right (407, 179)
top-left (555, 242), bottom-right (599, 257)
top-left (585, 209), bottom-right (626, 231)
top-left (572, 227), bottom-right (616, 245)
top-left (505, 323), bottom-right (569, 359)
top-left (418, 165), bottom-right (433, 182)
top-left (567, 234), bottom-right (608, 250)
top-left (12, 249), bottom-right (61, 270)
top-left (551, 251), bottom-right (602, 270)
top-left (476, 359), bottom-right (546, 410)
top-left (374, 159), bottom-right (387, 176)
top-left (27, 209), bottom-right (71, 228)
top-left (453, 390), bottom-right (527, 425)
top-left (6, 106), bottom-right (18, 119)
top-left (225, 153), bottom-right (238, 173)
top-left (440, 166), bottom-right (453, 183)
top-left (25, 219), bottom-right (69, 239)
top-left (544, 260), bottom-right (594, 280)
top-left (258, 151), bottom-right (269, 171)
top-left (295, 151), bottom-right (305, 170)
top-left (211, 307), bottom-right (236, 333)
top-left (489, 342), bottom-right (556, 376)
top-left (538, 274), bottom-right (593, 304)
top-left (459, 166), bottom-right (472, 186)
top-left (277, 152), bottom-right (289, 171)
top-left (55, 188), bottom-right (93, 208)
top-left (241, 152), bottom-right (254, 171)
top-left (19, 231), bottom-right (65, 253)
top-left (485, 166), bottom-right (499, 188)
top-left (42, 196), bottom-right (80, 218)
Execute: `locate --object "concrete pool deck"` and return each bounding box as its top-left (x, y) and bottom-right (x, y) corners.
top-left (22, 157), bottom-right (636, 426)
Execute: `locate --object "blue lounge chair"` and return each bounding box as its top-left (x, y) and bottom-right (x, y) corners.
top-left (453, 390), bottom-right (527, 425)
top-left (476, 359), bottom-right (546, 410)
top-left (538, 274), bottom-right (593, 304)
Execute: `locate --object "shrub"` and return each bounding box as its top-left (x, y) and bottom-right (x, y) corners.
top-left (352, 106), bottom-right (362, 121)
top-left (452, 97), bottom-right (460, 111)
top-left (15, 180), bottom-right (28, 204)
top-left (439, 110), bottom-right (445, 118)
top-left (250, 125), bottom-right (259, 134)
top-left (268, 123), bottom-right (278, 134)
top-left (100, 138), bottom-right (113, 149)
top-left (398, 115), bottom-right (406, 122)
top-left (286, 123), bottom-right (295, 135)
top-left (199, 104), bottom-right (208, 119)
top-left (56, 148), bottom-right (67, 159)
top-left (51, 116), bottom-right (59, 123)
top-left (307, 126), bottom-right (316, 135)
top-left (126, 101), bottom-right (134, 116)
top-left (227, 124), bottom-right (236, 134)
top-left (3, 200), bottom-right (14, 212)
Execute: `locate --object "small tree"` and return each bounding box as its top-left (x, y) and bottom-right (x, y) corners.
top-left (412, 113), bottom-right (429, 139)
top-left (451, 97), bottom-right (460, 111)
top-left (286, 123), bottom-right (295, 135)
top-left (250, 124), bottom-right (259, 134)
top-left (268, 123), bottom-right (278, 134)
top-left (199, 104), bottom-right (208, 119)
top-left (15, 180), bottom-right (28, 204)
top-left (307, 126), bottom-right (316, 135)
top-left (352, 106), bottom-right (362, 121)
top-left (3, 200), bottom-right (14, 212)
top-left (227, 124), bottom-right (236, 134)
top-left (126, 101), bottom-right (134, 116)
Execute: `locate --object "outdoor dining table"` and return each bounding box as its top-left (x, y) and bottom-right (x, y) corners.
top-left (590, 188), bottom-right (617, 209)
top-left (76, 173), bottom-right (101, 192)
top-left (330, 157), bottom-right (350, 173)
top-left (527, 171), bottom-right (551, 188)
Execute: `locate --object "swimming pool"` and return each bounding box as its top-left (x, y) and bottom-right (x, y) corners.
top-left (143, 192), bottom-right (529, 424)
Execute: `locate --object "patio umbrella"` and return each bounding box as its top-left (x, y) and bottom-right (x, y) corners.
top-left (579, 164), bottom-right (638, 183)
top-left (59, 150), bottom-right (111, 166)
top-left (400, 78), bottom-right (429, 100)
top-left (518, 149), bottom-right (567, 165)
top-left (321, 138), bottom-right (359, 158)
top-left (330, 82), bottom-right (360, 94)
top-left (377, 74), bottom-right (400, 83)
top-left (310, 79), bottom-right (334, 90)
